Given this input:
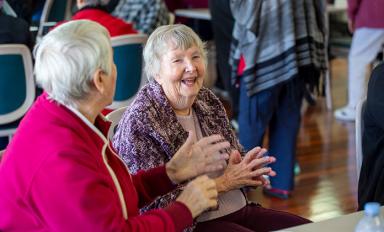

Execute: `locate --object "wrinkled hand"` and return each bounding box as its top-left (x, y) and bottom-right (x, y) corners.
top-left (214, 147), bottom-right (276, 193)
top-left (176, 175), bottom-right (218, 218)
top-left (166, 131), bottom-right (230, 184)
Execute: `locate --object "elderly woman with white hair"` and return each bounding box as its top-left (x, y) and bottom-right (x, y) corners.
top-left (113, 24), bottom-right (311, 232)
top-left (0, 20), bottom-right (235, 231)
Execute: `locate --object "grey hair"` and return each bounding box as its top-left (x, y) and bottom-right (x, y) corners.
top-left (143, 24), bottom-right (207, 80)
top-left (34, 20), bottom-right (112, 106)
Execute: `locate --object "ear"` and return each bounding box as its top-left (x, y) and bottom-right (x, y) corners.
top-left (92, 69), bottom-right (105, 94)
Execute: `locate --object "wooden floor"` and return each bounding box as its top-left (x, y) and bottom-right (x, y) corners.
top-left (247, 58), bottom-right (359, 222)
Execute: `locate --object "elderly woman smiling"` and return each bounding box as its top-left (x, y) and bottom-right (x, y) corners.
top-left (0, 20), bottom-right (236, 231)
top-left (113, 24), bottom-right (311, 231)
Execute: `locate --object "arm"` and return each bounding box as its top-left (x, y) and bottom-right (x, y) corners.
top-left (347, 0), bottom-right (362, 29)
top-left (114, 126), bottom-right (175, 207)
top-left (29, 150), bottom-right (185, 232)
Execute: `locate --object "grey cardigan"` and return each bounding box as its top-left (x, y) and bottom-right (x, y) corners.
top-left (113, 81), bottom-right (241, 212)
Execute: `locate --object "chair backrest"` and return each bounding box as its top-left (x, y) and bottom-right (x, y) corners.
top-left (355, 98), bottom-right (367, 181)
top-left (0, 44), bottom-right (35, 138)
top-left (106, 106), bottom-right (128, 141)
top-left (1, 0), bottom-right (17, 17)
top-left (169, 12), bottom-right (175, 25)
top-left (37, 0), bottom-right (72, 38)
top-left (107, 34), bottom-right (148, 110)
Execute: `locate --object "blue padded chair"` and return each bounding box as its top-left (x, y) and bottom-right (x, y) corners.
top-left (37, 0), bottom-right (72, 39)
top-left (107, 34), bottom-right (148, 110)
top-left (0, 44), bottom-right (35, 140)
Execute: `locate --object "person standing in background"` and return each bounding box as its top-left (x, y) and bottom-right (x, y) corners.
top-left (230, 0), bottom-right (327, 199)
top-left (112, 0), bottom-right (169, 34)
top-left (334, 0), bottom-right (384, 121)
top-left (208, 0), bottom-right (239, 121)
top-left (56, 0), bottom-right (137, 37)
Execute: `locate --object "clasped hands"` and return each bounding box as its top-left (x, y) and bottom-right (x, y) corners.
top-left (166, 131), bottom-right (276, 188)
top-left (166, 131), bottom-right (276, 218)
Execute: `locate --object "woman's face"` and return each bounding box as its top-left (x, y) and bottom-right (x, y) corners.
top-left (155, 44), bottom-right (206, 114)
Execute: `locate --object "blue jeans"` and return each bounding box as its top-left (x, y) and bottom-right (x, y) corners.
top-left (238, 78), bottom-right (304, 191)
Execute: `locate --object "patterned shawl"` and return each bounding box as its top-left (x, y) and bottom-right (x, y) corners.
top-left (230, 0), bottom-right (328, 97)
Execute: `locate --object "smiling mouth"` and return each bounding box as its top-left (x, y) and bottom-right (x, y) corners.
top-left (181, 78), bottom-right (197, 87)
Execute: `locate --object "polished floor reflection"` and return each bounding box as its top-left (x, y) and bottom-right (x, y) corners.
top-left (247, 58), bottom-right (359, 222)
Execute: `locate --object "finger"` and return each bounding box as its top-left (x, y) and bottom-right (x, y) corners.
top-left (204, 141), bottom-right (231, 155)
top-left (206, 187), bottom-right (218, 199)
top-left (230, 150), bottom-right (242, 164)
top-left (205, 161), bottom-right (227, 173)
top-left (242, 147), bottom-right (262, 164)
top-left (180, 130), bottom-right (196, 149)
top-left (196, 134), bottom-right (224, 146)
top-left (206, 151), bottom-right (229, 164)
top-left (228, 150), bottom-right (242, 165)
top-left (208, 199), bottom-right (218, 209)
top-left (194, 175), bottom-right (209, 184)
top-left (249, 167), bottom-right (273, 178)
top-left (204, 159), bottom-right (227, 173)
top-left (255, 148), bottom-right (268, 159)
top-left (246, 156), bottom-right (271, 169)
top-left (245, 179), bottom-right (264, 187)
top-left (255, 175), bottom-right (270, 186)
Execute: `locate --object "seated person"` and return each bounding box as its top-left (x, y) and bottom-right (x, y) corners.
top-left (0, 0), bottom-right (34, 49)
top-left (113, 24), bottom-right (311, 232)
top-left (112, 0), bottom-right (169, 34)
top-left (59, 0), bottom-right (137, 37)
top-left (0, 20), bottom-right (232, 231)
top-left (358, 62), bottom-right (384, 210)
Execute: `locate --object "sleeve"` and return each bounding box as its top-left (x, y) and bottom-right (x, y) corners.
top-left (131, 166), bottom-right (176, 207)
top-left (347, 0), bottom-right (362, 22)
top-left (29, 149), bottom-right (192, 232)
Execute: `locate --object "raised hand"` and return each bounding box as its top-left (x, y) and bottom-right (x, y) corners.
top-left (214, 147), bottom-right (276, 193)
top-left (176, 175), bottom-right (218, 218)
top-left (166, 131), bottom-right (230, 184)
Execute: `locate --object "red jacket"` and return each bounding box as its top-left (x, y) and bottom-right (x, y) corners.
top-left (70, 7), bottom-right (137, 36)
top-left (0, 93), bottom-right (192, 231)
top-left (348, 0), bottom-right (384, 29)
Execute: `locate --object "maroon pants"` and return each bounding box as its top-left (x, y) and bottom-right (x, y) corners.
top-left (194, 203), bottom-right (311, 232)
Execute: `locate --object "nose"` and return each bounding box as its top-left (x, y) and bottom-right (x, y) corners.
top-left (185, 59), bottom-right (196, 73)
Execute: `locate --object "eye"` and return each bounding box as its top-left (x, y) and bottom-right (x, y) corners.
top-left (192, 55), bottom-right (200, 59)
top-left (172, 59), bottom-right (182, 63)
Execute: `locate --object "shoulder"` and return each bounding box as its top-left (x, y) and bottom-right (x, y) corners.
top-left (118, 82), bottom-right (166, 133)
top-left (195, 87), bottom-right (226, 114)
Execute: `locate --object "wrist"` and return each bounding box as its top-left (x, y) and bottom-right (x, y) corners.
top-left (166, 162), bottom-right (179, 184)
top-left (214, 176), bottom-right (228, 193)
